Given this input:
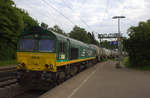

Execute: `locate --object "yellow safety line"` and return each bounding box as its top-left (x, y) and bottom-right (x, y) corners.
top-left (56, 57), bottom-right (96, 66)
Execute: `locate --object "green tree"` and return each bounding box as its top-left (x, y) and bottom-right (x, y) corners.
top-left (100, 40), bottom-right (117, 49)
top-left (48, 25), bottom-right (67, 36)
top-left (0, 0), bottom-right (39, 60)
top-left (124, 19), bottom-right (150, 67)
top-left (69, 25), bottom-right (90, 43)
top-left (18, 9), bottom-right (39, 30)
top-left (41, 22), bottom-right (48, 30)
top-left (0, 0), bottom-right (24, 60)
top-left (88, 32), bottom-right (99, 45)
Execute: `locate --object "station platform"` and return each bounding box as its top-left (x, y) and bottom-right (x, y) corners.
top-left (39, 61), bottom-right (150, 98)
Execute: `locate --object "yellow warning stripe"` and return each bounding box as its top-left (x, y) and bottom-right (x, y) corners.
top-left (56, 57), bottom-right (96, 66)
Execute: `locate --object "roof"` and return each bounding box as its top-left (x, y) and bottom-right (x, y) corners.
top-left (22, 26), bottom-right (88, 47)
top-left (53, 31), bottom-right (88, 47)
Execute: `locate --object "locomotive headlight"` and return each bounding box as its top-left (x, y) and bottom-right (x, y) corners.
top-left (45, 64), bottom-right (53, 69)
top-left (21, 63), bottom-right (26, 67)
top-left (45, 64), bottom-right (49, 68)
top-left (17, 63), bottom-right (22, 69)
top-left (34, 34), bottom-right (38, 38)
top-left (18, 63), bottom-right (21, 66)
top-left (49, 64), bottom-right (53, 69)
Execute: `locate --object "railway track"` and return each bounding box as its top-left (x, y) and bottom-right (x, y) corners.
top-left (0, 66), bottom-right (48, 98)
top-left (0, 66), bottom-right (19, 98)
top-left (0, 66), bottom-right (17, 88)
top-left (13, 89), bottom-right (47, 98)
top-left (0, 66), bottom-right (16, 71)
top-left (0, 83), bottom-right (28, 98)
top-left (0, 66), bottom-right (17, 79)
top-left (0, 63), bottom-right (98, 98)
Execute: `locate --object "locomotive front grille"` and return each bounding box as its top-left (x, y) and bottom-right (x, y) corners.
top-left (17, 52), bottom-right (57, 72)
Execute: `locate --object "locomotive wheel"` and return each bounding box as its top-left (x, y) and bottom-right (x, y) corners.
top-left (70, 66), bottom-right (78, 76)
top-left (57, 71), bottom-right (66, 84)
top-left (65, 68), bottom-right (71, 79)
top-left (18, 73), bottom-right (36, 88)
top-left (73, 66), bottom-right (78, 75)
top-left (85, 61), bottom-right (89, 68)
top-left (70, 67), bottom-right (74, 76)
top-left (89, 61), bottom-right (93, 67)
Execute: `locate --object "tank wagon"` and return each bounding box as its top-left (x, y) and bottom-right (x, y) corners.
top-left (16, 27), bottom-right (97, 88)
top-left (101, 48), bottom-right (110, 59)
top-left (89, 45), bottom-right (118, 60)
top-left (111, 50), bottom-right (119, 58)
top-left (89, 44), bottom-right (103, 62)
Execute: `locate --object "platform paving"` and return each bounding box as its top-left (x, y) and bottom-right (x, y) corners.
top-left (39, 61), bottom-right (150, 98)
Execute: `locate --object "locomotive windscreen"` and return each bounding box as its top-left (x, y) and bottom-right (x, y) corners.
top-left (19, 39), bottom-right (55, 52)
top-left (19, 39), bottom-right (35, 51)
top-left (39, 39), bottom-right (55, 52)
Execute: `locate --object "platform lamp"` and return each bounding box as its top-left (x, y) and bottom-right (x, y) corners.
top-left (112, 16), bottom-right (125, 68)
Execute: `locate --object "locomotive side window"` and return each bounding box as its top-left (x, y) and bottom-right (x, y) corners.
top-left (59, 41), bottom-right (65, 53)
top-left (19, 39), bottom-right (35, 51)
top-left (39, 39), bottom-right (55, 52)
top-left (70, 47), bottom-right (79, 60)
top-left (59, 41), bottom-right (66, 59)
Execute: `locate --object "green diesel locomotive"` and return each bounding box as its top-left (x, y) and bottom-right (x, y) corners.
top-left (16, 27), bottom-right (97, 88)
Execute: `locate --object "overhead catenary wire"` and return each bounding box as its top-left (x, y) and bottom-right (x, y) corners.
top-left (40, 1), bottom-right (57, 26)
top-left (117, 0), bottom-right (128, 36)
top-left (60, 0), bottom-right (101, 41)
top-left (61, 0), bottom-right (94, 32)
top-left (40, 0), bottom-right (73, 31)
top-left (42, 0), bottom-right (76, 26)
top-left (15, 0), bottom-right (74, 31)
top-left (14, 0), bottom-right (60, 29)
top-left (105, 0), bottom-right (110, 16)
top-left (15, 0), bottom-right (111, 38)
top-left (93, 0), bottom-right (110, 37)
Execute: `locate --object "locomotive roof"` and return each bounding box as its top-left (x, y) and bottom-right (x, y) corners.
top-left (53, 31), bottom-right (88, 47)
top-left (22, 26), bottom-right (88, 47)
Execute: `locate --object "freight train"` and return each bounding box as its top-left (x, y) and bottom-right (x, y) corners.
top-left (16, 27), bottom-right (118, 89)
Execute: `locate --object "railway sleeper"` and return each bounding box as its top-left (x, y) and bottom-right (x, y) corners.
top-left (0, 79), bottom-right (17, 88)
top-left (0, 76), bottom-right (16, 82)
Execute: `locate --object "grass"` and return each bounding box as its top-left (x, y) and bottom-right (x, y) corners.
top-left (115, 62), bottom-right (121, 68)
top-left (123, 57), bottom-right (150, 71)
top-left (123, 57), bottom-right (130, 67)
top-left (111, 58), bottom-right (118, 61)
top-left (101, 58), bottom-right (108, 62)
top-left (137, 65), bottom-right (150, 71)
top-left (0, 60), bottom-right (17, 67)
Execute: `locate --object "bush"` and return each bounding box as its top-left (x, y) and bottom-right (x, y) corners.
top-left (0, 60), bottom-right (17, 66)
top-left (123, 57), bottom-right (130, 67)
top-left (123, 19), bottom-right (150, 68)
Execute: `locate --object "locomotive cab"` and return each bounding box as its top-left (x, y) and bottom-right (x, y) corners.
top-left (17, 34), bottom-right (57, 72)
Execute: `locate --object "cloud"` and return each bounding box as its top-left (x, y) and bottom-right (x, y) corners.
top-left (13, 0), bottom-right (150, 39)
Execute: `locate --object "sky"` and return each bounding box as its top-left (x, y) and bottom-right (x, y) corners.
top-left (13, 0), bottom-right (150, 39)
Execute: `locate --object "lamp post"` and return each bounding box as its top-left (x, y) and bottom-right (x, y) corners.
top-left (112, 16), bottom-right (125, 67)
